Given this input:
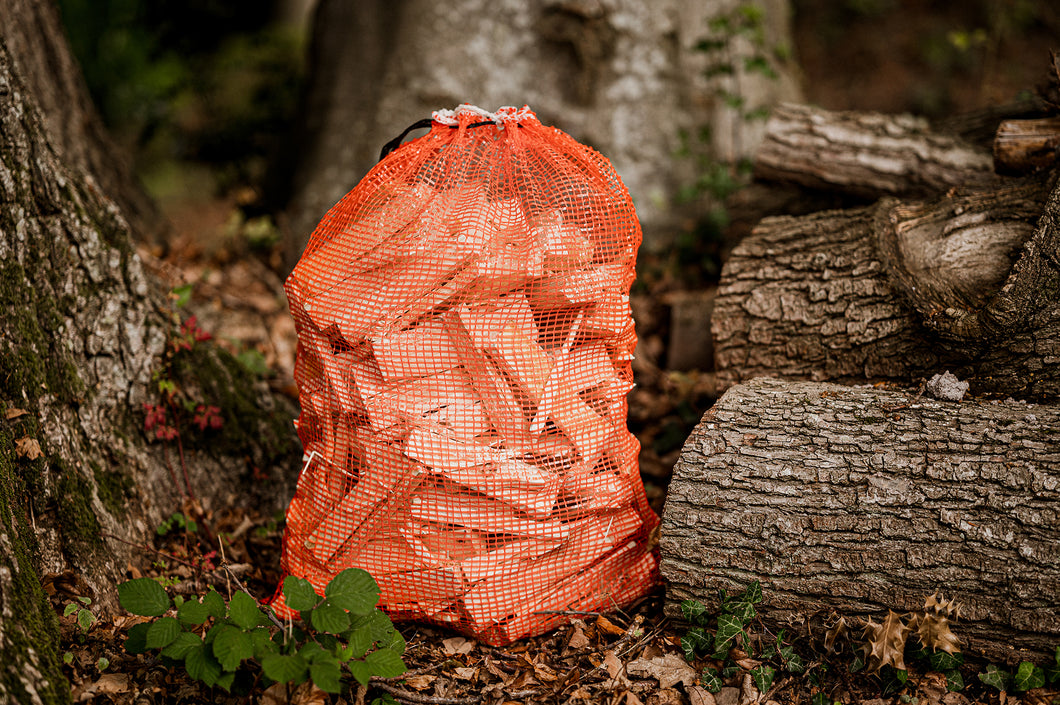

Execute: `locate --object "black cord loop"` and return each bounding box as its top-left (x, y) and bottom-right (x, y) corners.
top-left (378, 118), bottom-right (518, 161)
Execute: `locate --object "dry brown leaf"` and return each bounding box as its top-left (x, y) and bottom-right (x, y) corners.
top-left (4, 407), bottom-right (28, 420)
top-left (442, 636), bottom-right (475, 655)
top-left (453, 666), bottom-right (477, 681)
top-left (603, 650), bottom-right (631, 688)
top-left (925, 592), bottom-right (962, 620)
top-left (74, 673), bottom-right (129, 700)
top-left (623, 691), bottom-right (645, 705)
top-left (625, 653), bottom-right (697, 690)
top-left (14, 437), bottom-right (42, 460)
top-left (863, 610), bottom-right (911, 672)
top-left (823, 615), bottom-right (848, 653)
top-left (914, 613), bottom-right (961, 654)
top-left (568, 621), bottom-right (592, 650)
top-left (740, 673), bottom-right (760, 705)
top-left (403, 674), bottom-right (437, 690)
top-left (688, 685), bottom-right (718, 705)
top-left (647, 688), bottom-right (684, 705)
top-left (596, 614), bottom-right (626, 636)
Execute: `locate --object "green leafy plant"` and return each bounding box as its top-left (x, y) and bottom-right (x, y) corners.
top-left (156, 511), bottom-right (199, 536)
top-left (63, 596), bottom-right (97, 634)
top-left (978, 654), bottom-right (1054, 694)
top-left (118, 568), bottom-right (405, 694)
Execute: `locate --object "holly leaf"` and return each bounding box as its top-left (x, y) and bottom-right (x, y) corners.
top-left (118, 578), bottom-right (171, 617)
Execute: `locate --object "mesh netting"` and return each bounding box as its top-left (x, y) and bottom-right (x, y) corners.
top-left (273, 104), bottom-right (660, 645)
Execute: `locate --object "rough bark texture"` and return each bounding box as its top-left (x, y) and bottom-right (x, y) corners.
top-left (712, 178), bottom-right (1060, 399)
top-left (0, 11), bottom-right (300, 703)
top-left (281, 0), bottom-right (802, 266)
top-left (754, 103), bottom-right (1002, 199)
top-left (993, 117), bottom-right (1060, 175)
top-left (0, 0), bottom-right (166, 243)
top-left (661, 377), bottom-right (1060, 662)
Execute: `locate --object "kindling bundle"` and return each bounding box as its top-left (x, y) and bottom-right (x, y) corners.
top-left (274, 104), bottom-right (659, 645)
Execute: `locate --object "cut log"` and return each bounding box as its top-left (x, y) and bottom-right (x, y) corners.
top-left (712, 178), bottom-right (1060, 399)
top-left (660, 377), bottom-right (1060, 661)
top-left (993, 117), bottom-right (1060, 175)
top-left (754, 103), bottom-right (1001, 199)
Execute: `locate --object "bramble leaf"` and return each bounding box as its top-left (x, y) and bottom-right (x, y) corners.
top-left (186, 644), bottom-right (222, 686)
top-left (348, 659), bottom-right (372, 687)
top-left (161, 632), bottom-right (202, 660)
top-left (118, 578), bottom-right (171, 617)
top-left (177, 598), bottom-right (211, 626)
top-left (325, 569), bottom-right (379, 615)
top-left (310, 657), bottom-right (343, 694)
top-left (228, 591), bottom-right (265, 629)
top-left (202, 590), bottom-right (226, 619)
top-left (283, 576), bottom-right (320, 612)
top-left (365, 648), bottom-right (406, 678)
top-left (145, 617), bottom-right (181, 649)
top-left (262, 653), bottom-right (308, 684)
top-left (212, 625), bottom-right (254, 672)
top-left (311, 601), bottom-right (351, 634)
top-left (124, 622), bottom-right (151, 655)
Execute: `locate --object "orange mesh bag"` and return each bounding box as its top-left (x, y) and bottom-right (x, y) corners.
top-left (274, 104), bottom-right (660, 645)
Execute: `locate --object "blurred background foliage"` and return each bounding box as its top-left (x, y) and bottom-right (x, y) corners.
top-left (56, 0), bottom-right (306, 203)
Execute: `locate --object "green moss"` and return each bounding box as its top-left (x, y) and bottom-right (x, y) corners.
top-left (173, 343), bottom-right (296, 468)
top-left (0, 408), bottom-right (71, 704)
top-left (93, 460), bottom-right (132, 518)
top-left (55, 462), bottom-right (104, 554)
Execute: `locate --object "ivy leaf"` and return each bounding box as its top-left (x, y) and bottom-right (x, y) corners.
top-left (118, 578), bottom-right (171, 617)
top-left (145, 617), bottom-right (182, 649)
top-left (283, 576), bottom-right (321, 612)
top-left (743, 580), bottom-right (763, 605)
top-left (262, 654), bottom-right (308, 684)
top-left (1013, 661), bottom-right (1045, 692)
top-left (750, 664), bottom-right (775, 694)
top-left (185, 644), bottom-right (222, 687)
top-left (177, 598), bottom-right (211, 626)
top-left (946, 670), bottom-right (965, 692)
top-left (365, 648), bottom-right (406, 679)
top-left (228, 591), bottom-right (266, 629)
top-left (712, 613), bottom-right (745, 658)
top-left (310, 657), bottom-right (343, 694)
top-left (978, 664), bottom-right (1012, 692)
top-left (1045, 646), bottom-right (1060, 684)
top-left (212, 625), bottom-right (254, 672)
top-left (929, 650), bottom-right (963, 672)
top-left (161, 632), bottom-right (202, 660)
top-left (680, 599), bottom-right (706, 623)
top-left (701, 667), bottom-right (722, 693)
top-left (784, 652), bottom-right (805, 674)
top-left (682, 627), bottom-right (710, 660)
top-left (124, 622), bottom-right (151, 655)
top-left (325, 569), bottom-right (379, 615)
top-left (311, 601), bottom-right (351, 634)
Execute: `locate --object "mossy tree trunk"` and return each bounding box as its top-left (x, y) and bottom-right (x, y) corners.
top-left (0, 7), bottom-right (301, 704)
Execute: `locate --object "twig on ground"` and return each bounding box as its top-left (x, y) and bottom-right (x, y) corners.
top-left (371, 681), bottom-right (481, 704)
top-left (101, 532), bottom-right (201, 570)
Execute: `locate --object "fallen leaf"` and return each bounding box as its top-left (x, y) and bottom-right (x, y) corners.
top-left (567, 621), bottom-right (591, 650)
top-left (403, 674), bottom-right (437, 691)
top-left (261, 681), bottom-right (327, 705)
top-left (740, 673), bottom-right (759, 704)
top-left (624, 690), bottom-right (645, 705)
top-left (74, 673), bottom-right (129, 701)
top-left (648, 688), bottom-right (685, 705)
top-left (4, 407), bottom-right (28, 420)
top-left (443, 636), bottom-right (475, 655)
top-left (626, 653), bottom-right (697, 689)
top-left (688, 685), bottom-right (718, 705)
top-left (603, 650), bottom-right (631, 688)
top-left (14, 437), bottom-right (42, 460)
top-left (596, 614), bottom-right (625, 636)
top-left (453, 666), bottom-right (477, 681)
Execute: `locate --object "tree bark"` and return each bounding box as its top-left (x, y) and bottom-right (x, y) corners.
top-left (660, 377), bottom-right (1060, 662)
top-left (993, 117), bottom-right (1060, 175)
top-left (0, 8), bottom-right (300, 703)
top-left (753, 103), bottom-right (1002, 199)
top-left (0, 0), bottom-right (166, 243)
top-left (712, 177), bottom-right (1060, 399)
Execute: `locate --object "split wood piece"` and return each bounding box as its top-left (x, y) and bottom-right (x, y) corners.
top-left (712, 179), bottom-right (1060, 398)
top-left (562, 428), bottom-right (640, 511)
top-left (581, 293), bottom-right (633, 338)
top-left (532, 374), bottom-right (615, 460)
top-left (558, 343), bottom-right (618, 393)
top-left (306, 330), bottom-right (364, 415)
top-left (753, 103), bottom-right (999, 199)
top-left (294, 181), bottom-right (439, 294)
top-left (348, 534), bottom-right (470, 609)
top-left (486, 321), bottom-right (554, 405)
top-left (357, 365), bottom-right (483, 434)
top-left (490, 541), bottom-right (657, 645)
top-left (461, 508), bottom-right (645, 628)
top-left (528, 264), bottom-right (627, 309)
top-left (459, 536), bottom-right (557, 584)
top-left (529, 209), bottom-right (595, 270)
top-left (660, 377), bottom-right (1060, 661)
top-left (305, 432), bottom-right (426, 566)
top-left (460, 294), bottom-right (539, 350)
top-left (372, 318), bottom-right (462, 382)
top-left (406, 425), bottom-right (560, 519)
top-left (446, 308), bottom-right (531, 445)
top-left (993, 117), bottom-right (1060, 175)
top-left (409, 486), bottom-right (573, 541)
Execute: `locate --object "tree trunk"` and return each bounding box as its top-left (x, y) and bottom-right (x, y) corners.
top-left (0, 8), bottom-right (300, 703)
top-left (0, 0), bottom-right (166, 243)
top-left (279, 0), bottom-right (803, 268)
top-left (753, 103), bottom-right (1002, 199)
top-left (712, 177), bottom-right (1060, 399)
top-left (660, 377), bottom-right (1060, 662)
